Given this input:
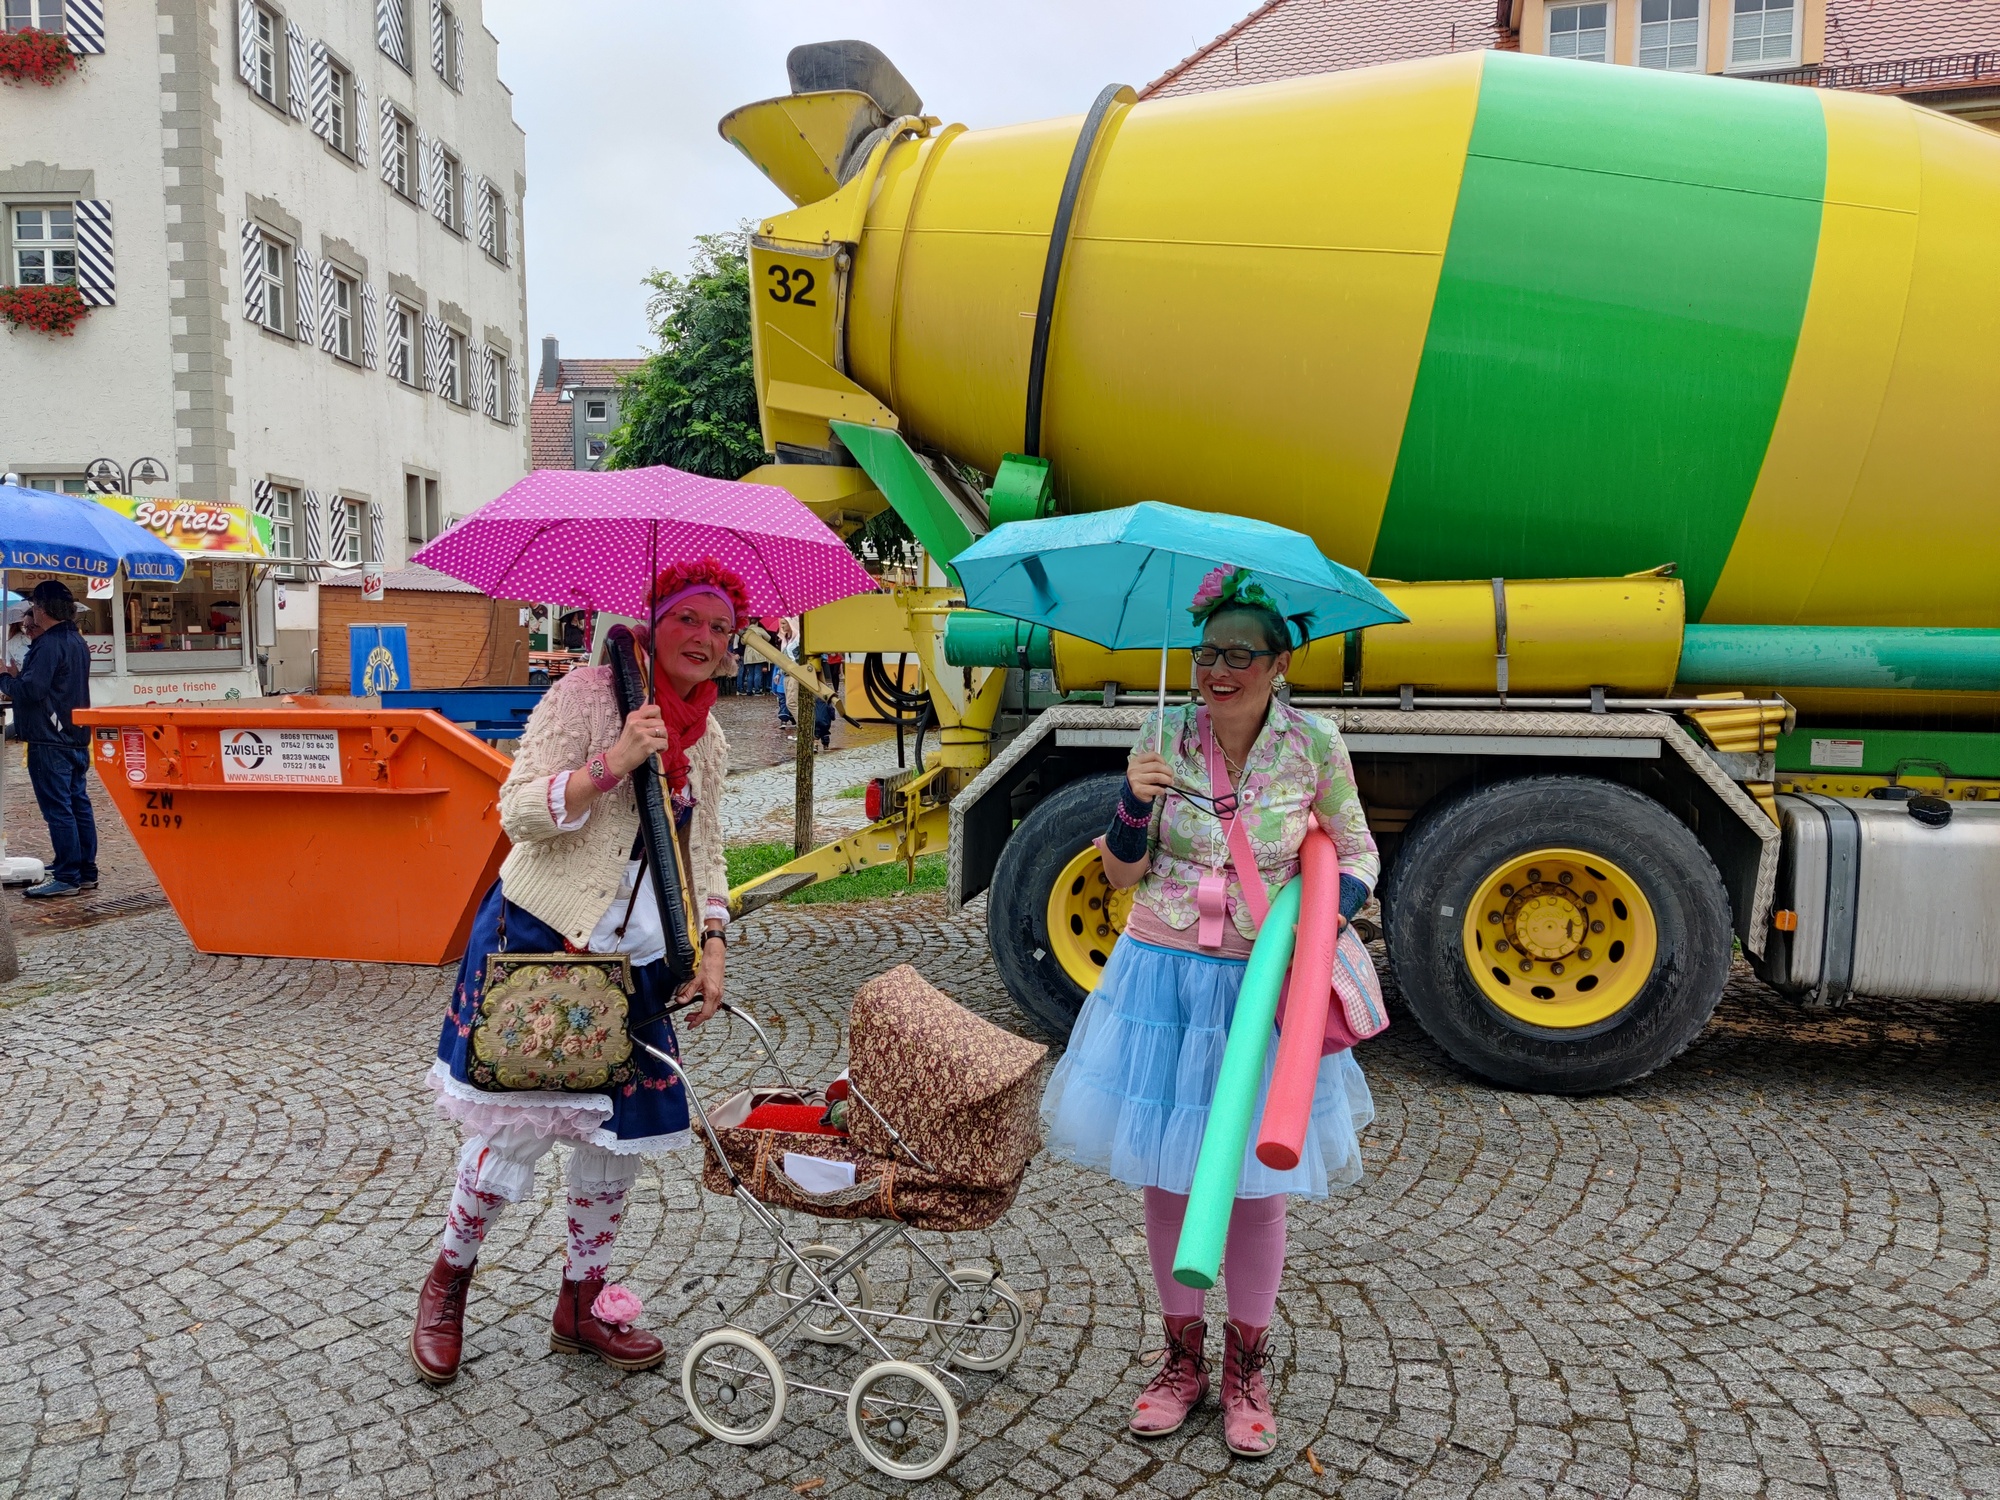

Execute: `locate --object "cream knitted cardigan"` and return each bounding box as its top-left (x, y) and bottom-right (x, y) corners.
top-left (496, 665), bottom-right (730, 948)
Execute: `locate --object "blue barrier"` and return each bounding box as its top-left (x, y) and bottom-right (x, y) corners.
top-left (378, 685), bottom-right (547, 740)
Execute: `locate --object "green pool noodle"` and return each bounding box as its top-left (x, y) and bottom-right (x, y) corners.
top-left (1172, 877), bottom-right (1302, 1290)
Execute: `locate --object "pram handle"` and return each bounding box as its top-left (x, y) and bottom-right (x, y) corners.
top-left (631, 1001), bottom-right (799, 1185)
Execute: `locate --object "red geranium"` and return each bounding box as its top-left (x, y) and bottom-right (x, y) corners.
top-left (0, 284), bottom-right (91, 336)
top-left (0, 28), bottom-right (78, 87)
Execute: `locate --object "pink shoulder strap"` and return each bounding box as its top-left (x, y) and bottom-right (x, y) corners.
top-left (1200, 708), bottom-right (1271, 925)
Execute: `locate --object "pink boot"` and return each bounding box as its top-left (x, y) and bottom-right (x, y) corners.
top-left (1130, 1315), bottom-right (1209, 1438)
top-left (1221, 1319), bottom-right (1277, 1458)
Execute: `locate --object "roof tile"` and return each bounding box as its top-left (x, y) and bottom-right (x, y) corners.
top-left (529, 388), bottom-right (573, 471)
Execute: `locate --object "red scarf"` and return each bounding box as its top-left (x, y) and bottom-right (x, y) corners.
top-left (651, 658), bottom-right (718, 795)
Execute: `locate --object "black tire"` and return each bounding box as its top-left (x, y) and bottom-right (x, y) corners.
top-left (1383, 775), bottom-right (1732, 1094)
top-left (988, 772), bottom-right (1125, 1040)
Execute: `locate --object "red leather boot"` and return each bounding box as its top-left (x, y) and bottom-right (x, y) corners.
top-left (550, 1277), bottom-right (666, 1371)
top-left (409, 1254), bottom-right (475, 1386)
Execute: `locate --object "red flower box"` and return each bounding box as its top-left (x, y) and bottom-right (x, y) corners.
top-left (0, 283), bottom-right (91, 337)
top-left (0, 28), bottom-right (78, 87)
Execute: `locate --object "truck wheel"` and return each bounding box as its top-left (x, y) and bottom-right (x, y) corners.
top-left (1383, 775), bottom-right (1731, 1094)
top-left (988, 772), bottom-right (1131, 1040)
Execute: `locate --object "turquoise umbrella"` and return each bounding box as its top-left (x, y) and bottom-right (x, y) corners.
top-left (951, 501), bottom-right (1406, 747)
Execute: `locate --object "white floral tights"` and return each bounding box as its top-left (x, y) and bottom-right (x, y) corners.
top-left (436, 1125), bottom-right (642, 1278)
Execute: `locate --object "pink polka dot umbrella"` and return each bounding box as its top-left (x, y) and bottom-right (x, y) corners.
top-left (409, 465), bottom-right (879, 619)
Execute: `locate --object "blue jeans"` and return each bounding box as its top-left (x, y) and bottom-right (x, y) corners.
top-left (26, 742), bottom-right (97, 886)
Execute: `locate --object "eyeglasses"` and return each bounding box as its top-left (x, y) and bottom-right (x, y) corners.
top-left (1191, 645), bottom-right (1278, 669)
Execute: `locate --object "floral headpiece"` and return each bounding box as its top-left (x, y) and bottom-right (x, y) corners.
top-left (1188, 565), bottom-right (1279, 626)
top-left (650, 557), bottom-right (750, 630)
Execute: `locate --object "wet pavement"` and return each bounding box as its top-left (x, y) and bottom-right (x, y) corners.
top-left (3, 893), bottom-right (1996, 1498)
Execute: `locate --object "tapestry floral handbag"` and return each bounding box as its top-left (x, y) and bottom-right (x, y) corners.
top-left (466, 869), bottom-right (646, 1093)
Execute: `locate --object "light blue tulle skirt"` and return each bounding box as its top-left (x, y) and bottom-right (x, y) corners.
top-left (1040, 935), bottom-right (1374, 1200)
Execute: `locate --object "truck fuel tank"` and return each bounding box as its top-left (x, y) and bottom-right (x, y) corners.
top-left (1764, 794), bottom-right (2000, 1006)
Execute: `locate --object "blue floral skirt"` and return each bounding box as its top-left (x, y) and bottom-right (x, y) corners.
top-left (429, 879), bottom-right (691, 1154)
top-left (1040, 935), bottom-right (1374, 1200)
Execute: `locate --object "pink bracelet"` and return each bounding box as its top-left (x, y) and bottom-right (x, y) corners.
top-left (585, 752), bottom-right (620, 793)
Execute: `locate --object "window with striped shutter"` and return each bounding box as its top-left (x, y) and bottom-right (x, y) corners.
top-left (62, 0), bottom-right (104, 53)
top-left (429, 0), bottom-right (445, 79)
top-left (359, 281), bottom-right (379, 369)
top-left (413, 128), bottom-right (430, 214)
top-left (71, 200), bottom-right (112, 306)
top-left (352, 79), bottom-right (368, 167)
top-left (236, 1), bottom-right (259, 89)
top-left (317, 260), bottom-right (339, 353)
top-left (368, 501), bottom-right (386, 567)
top-left (292, 247), bottom-right (317, 347)
top-left (308, 41), bottom-right (331, 142)
top-left (252, 478), bottom-right (276, 517)
top-left (429, 141), bottom-right (453, 229)
top-left (239, 220), bottom-right (266, 324)
top-left (301, 489), bottom-right (325, 564)
top-left (475, 175), bottom-right (494, 256)
top-left (422, 314), bottom-right (448, 395)
top-left (285, 19), bottom-right (307, 121)
top-left (453, 14), bottom-right (464, 90)
top-left (376, 0), bottom-right (407, 70)
top-left (327, 491), bottom-right (350, 564)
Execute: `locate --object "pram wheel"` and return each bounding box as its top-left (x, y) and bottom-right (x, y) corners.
top-left (923, 1266), bottom-right (1030, 1372)
top-left (681, 1330), bottom-right (786, 1445)
top-left (770, 1244), bottom-right (876, 1346)
top-left (846, 1360), bottom-right (959, 1480)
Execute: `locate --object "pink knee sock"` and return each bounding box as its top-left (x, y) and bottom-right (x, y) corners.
top-left (1142, 1188), bottom-right (1206, 1320)
top-left (1222, 1193), bottom-right (1287, 1328)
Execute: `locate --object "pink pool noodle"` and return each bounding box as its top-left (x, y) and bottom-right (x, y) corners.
top-left (1254, 826), bottom-right (1339, 1171)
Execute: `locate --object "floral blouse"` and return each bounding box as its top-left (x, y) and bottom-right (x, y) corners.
top-left (1134, 700), bottom-right (1379, 941)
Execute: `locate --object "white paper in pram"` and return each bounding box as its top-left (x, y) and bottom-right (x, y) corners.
top-left (783, 1152), bottom-right (858, 1195)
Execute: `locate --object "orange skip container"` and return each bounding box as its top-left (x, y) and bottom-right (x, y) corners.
top-left (74, 701), bottom-right (512, 965)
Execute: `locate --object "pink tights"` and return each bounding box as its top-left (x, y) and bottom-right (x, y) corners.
top-left (1142, 1187), bottom-right (1288, 1328)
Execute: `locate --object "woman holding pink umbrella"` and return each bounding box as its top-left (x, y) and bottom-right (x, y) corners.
top-left (412, 559), bottom-right (744, 1384)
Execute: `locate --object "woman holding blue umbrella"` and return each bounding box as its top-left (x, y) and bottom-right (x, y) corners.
top-left (1039, 565), bottom-right (1381, 1460)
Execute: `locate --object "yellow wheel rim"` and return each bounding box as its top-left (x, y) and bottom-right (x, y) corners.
top-left (1460, 847), bottom-right (1658, 1029)
top-left (1048, 845), bottom-right (1132, 993)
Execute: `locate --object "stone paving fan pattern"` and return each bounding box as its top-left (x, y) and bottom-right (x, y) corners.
top-left (1, 903), bottom-right (1997, 1497)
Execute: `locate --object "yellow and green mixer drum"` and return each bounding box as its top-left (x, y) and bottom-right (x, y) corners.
top-left (832, 48), bottom-right (2000, 631)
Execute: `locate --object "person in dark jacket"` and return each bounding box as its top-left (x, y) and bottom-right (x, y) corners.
top-left (0, 580), bottom-right (98, 898)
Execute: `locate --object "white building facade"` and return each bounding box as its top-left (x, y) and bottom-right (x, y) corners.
top-left (0, 0), bottom-right (528, 695)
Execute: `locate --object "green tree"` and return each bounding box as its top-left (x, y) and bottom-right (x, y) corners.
top-left (605, 231), bottom-right (768, 479)
top-left (605, 227), bottom-right (921, 568)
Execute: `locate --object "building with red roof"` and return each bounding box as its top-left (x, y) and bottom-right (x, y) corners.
top-left (529, 337), bottom-right (645, 471)
top-left (1144, 1), bottom-right (1999, 127)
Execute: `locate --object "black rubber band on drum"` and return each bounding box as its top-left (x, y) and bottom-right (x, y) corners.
top-left (1023, 82), bottom-right (1129, 459)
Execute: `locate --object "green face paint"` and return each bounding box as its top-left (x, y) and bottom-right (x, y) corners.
top-left (1370, 52), bottom-right (1826, 618)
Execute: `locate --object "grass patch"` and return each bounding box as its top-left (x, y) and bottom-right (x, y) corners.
top-left (836, 783), bottom-right (868, 799)
top-left (727, 839), bottom-right (946, 904)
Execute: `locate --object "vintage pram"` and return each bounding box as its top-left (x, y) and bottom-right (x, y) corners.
top-left (634, 964), bottom-right (1047, 1480)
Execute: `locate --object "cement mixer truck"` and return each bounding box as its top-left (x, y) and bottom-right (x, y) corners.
top-left (721, 40), bottom-right (2000, 1093)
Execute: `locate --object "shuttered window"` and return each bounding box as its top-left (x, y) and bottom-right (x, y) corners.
top-left (386, 300), bottom-right (417, 385)
top-left (61, 0), bottom-right (105, 54)
top-left (359, 280), bottom-right (379, 369)
top-left (10, 206), bottom-right (74, 287)
top-left (292, 246), bottom-right (317, 345)
top-left (375, 0), bottom-right (407, 70)
top-left (244, 227), bottom-right (288, 334)
top-left (284, 18), bottom-right (307, 120)
top-left (382, 105), bottom-right (414, 200)
top-left (241, 2), bottom-right (278, 104)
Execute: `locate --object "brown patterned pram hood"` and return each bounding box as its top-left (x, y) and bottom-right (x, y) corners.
top-left (699, 965), bottom-right (1049, 1231)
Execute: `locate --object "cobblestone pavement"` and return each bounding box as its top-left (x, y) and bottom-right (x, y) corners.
top-left (720, 739), bottom-right (908, 846)
top-left (3, 900), bottom-right (1998, 1499)
top-left (2, 743), bottom-right (167, 938)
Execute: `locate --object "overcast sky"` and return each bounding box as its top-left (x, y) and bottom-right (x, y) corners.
top-left (482, 0), bottom-right (1255, 362)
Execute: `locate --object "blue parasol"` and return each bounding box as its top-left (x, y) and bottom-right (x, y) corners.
top-left (952, 501), bottom-right (1406, 746)
top-left (0, 484), bottom-right (186, 582)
